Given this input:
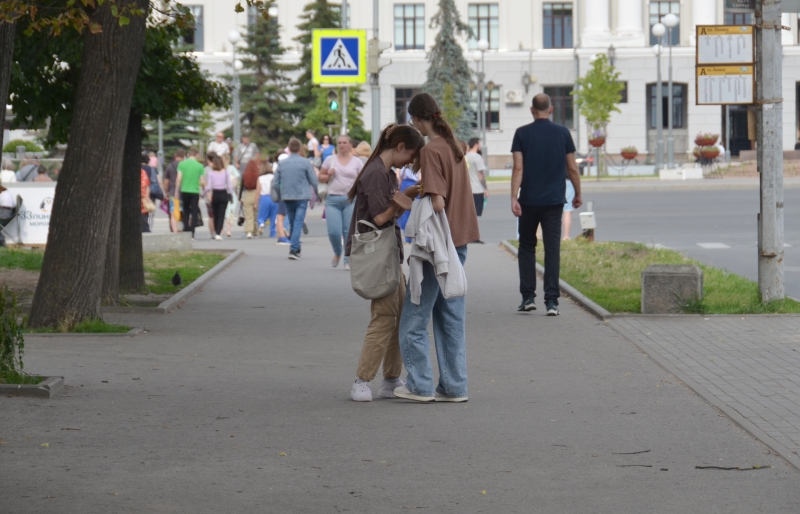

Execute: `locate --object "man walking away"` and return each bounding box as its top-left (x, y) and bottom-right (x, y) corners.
top-left (466, 138), bottom-right (488, 219)
top-left (511, 93), bottom-right (582, 316)
top-left (234, 135), bottom-right (258, 172)
top-left (175, 147), bottom-right (206, 241)
top-left (272, 137), bottom-right (318, 260)
top-left (162, 149), bottom-right (185, 232)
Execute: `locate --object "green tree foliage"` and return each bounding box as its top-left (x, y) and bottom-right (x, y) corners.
top-left (571, 54), bottom-right (624, 129)
top-left (422, 0), bottom-right (474, 141)
top-left (2, 139), bottom-right (43, 153)
top-left (9, 15), bottom-right (229, 147)
top-left (292, 0), bottom-right (368, 141)
top-left (239, 4), bottom-right (294, 155)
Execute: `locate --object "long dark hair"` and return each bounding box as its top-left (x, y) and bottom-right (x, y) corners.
top-left (407, 93), bottom-right (464, 162)
top-left (347, 123), bottom-right (425, 202)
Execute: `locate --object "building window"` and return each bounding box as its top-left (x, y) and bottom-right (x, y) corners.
top-left (184, 5), bottom-right (204, 51)
top-left (543, 3), bottom-right (573, 49)
top-left (543, 86), bottom-right (574, 128)
top-left (248, 5), bottom-right (259, 27)
top-left (468, 4), bottom-right (499, 50)
top-left (725, 12), bottom-right (753, 25)
top-left (396, 88), bottom-right (420, 124)
top-left (649, 2), bottom-right (679, 46)
top-left (647, 83), bottom-right (687, 129)
top-left (470, 88), bottom-right (500, 130)
top-left (394, 4), bottom-right (425, 50)
top-left (619, 81), bottom-right (628, 104)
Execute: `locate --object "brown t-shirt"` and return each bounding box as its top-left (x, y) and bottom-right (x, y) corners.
top-left (345, 158), bottom-right (403, 258)
top-left (420, 137), bottom-right (480, 247)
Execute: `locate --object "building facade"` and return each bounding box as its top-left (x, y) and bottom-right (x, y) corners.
top-left (184, 0), bottom-right (800, 167)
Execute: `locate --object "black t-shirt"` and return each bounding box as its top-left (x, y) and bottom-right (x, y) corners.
top-left (345, 158), bottom-right (402, 259)
top-left (511, 119), bottom-right (576, 206)
top-left (164, 160), bottom-right (179, 196)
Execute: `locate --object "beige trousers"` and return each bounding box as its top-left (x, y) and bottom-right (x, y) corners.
top-left (242, 189), bottom-right (257, 234)
top-left (356, 272), bottom-right (406, 382)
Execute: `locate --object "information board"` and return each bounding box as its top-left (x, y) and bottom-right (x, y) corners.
top-left (696, 66), bottom-right (754, 105)
top-left (725, 0), bottom-right (755, 12)
top-left (697, 26), bottom-right (754, 65)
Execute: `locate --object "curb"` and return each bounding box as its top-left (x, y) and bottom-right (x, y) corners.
top-left (489, 179), bottom-right (800, 194)
top-left (157, 248), bottom-right (244, 313)
top-left (0, 376), bottom-right (64, 399)
top-left (609, 321), bottom-right (800, 473)
top-left (500, 240), bottom-right (613, 321)
top-left (24, 327), bottom-right (144, 338)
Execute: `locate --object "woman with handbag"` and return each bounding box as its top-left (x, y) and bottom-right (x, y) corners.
top-left (140, 169), bottom-right (153, 233)
top-left (203, 155), bottom-right (235, 241)
top-left (344, 123), bottom-right (425, 402)
top-left (319, 135), bottom-right (363, 269)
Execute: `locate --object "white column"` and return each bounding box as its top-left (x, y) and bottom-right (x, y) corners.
top-left (782, 12), bottom-right (793, 45)
top-left (582, 0), bottom-right (611, 47)
top-left (691, 0), bottom-right (716, 45)
top-left (615, 0), bottom-right (644, 47)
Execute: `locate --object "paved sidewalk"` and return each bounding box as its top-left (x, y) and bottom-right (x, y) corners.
top-left (2, 232), bottom-right (800, 512)
top-left (612, 315), bottom-right (800, 468)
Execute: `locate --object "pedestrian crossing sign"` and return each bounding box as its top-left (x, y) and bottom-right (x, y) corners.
top-left (312, 29), bottom-right (367, 86)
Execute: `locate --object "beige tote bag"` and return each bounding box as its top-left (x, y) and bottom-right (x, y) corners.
top-left (349, 220), bottom-right (401, 299)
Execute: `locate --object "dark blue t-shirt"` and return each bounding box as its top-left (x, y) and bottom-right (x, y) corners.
top-left (510, 119), bottom-right (576, 206)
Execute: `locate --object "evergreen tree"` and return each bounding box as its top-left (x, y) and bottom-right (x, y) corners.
top-left (423, 0), bottom-right (475, 141)
top-left (240, 4), bottom-right (294, 155)
top-left (143, 110), bottom-right (202, 156)
top-left (292, 0), bottom-right (369, 142)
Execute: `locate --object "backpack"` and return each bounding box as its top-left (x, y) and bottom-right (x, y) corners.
top-left (145, 165), bottom-right (164, 200)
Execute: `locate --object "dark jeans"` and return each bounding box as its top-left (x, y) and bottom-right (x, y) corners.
top-left (181, 192), bottom-right (200, 236)
top-left (473, 193), bottom-right (484, 217)
top-left (141, 213), bottom-right (151, 233)
top-left (210, 190), bottom-right (228, 236)
top-left (518, 204), bottom-right (562, 303)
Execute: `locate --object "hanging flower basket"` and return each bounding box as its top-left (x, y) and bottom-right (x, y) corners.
top-left (620, 146), bottom-right (638, 160)
top-left (700, 146), bottom-right (720, 159)
top-left (695, 133), bottom-right (719, 147)
top-left (693, 146), bottom-right (702, 159)
top-left (589, 137), bottom-right (606, 148)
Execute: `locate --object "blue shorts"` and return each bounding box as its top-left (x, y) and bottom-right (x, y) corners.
top-left (277, 201), bottom-right (287, 216)
top-left (564, 180), bottom-right (575, 212)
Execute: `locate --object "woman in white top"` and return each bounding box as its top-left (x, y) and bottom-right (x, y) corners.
top-left (1, 159), bottom-right (17, 184)
top-left (318, 134), bottom-right (363, 269)
top-left (222, 154), bottom-right (241, 238)
top-left (256, 160), bottom-right (278, 237)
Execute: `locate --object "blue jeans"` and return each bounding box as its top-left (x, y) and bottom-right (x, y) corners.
top-left (258, 195), bottom-right (278, 237)
top-left (325, 195), bottom-right (354, 262)
top-left (284, 200), bottom-right (308, 253)
top-left (398, 245), bottom-right (468, 398)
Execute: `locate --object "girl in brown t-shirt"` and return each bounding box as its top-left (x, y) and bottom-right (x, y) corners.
top-left (394, 93), bottom-right (479, 403)
top-left (345, 124), bottom-right (425, 402)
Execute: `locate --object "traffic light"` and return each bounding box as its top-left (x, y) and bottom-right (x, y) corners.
top-left (328, 89), bottom-right (339, 111)
top-left (368, 39), bottom-right (392, 74)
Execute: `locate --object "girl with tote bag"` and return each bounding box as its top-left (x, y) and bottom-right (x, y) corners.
top-left (344, 124), bottom-right (425, 402)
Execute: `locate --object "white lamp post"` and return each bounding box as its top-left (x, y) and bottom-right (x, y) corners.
top-left (476, 39), bottom-right (489, 167)
top-left (663, 13), bottom-right (679, 169)
top-left (228, 30), bottom-right (242, 146)
top-left (651, 23), bottom-right (666, 173)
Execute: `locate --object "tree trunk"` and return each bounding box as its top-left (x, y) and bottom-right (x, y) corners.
top-left (28, 2), bottom-right (148, 329)
top-left (119, 110), bottom-right (145, 293)
top-left (102, 172), bottom-right (122, 305)
top-left (0, 21), bottom-right (15, 134)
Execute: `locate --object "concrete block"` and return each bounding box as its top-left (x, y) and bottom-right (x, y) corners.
top-left (142, 232), bottom-right (192, 253)
top-left (641, 264), bottom-right (704, 314)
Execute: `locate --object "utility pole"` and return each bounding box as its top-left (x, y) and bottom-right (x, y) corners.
top-left (157, 118), bottom-right (164, 175)
top-left (341, 0), bottom-right (348, 135)
top-left (756, 0), bottom-right (785, 301)
top-left (371, 0), bottom-right (380, 146)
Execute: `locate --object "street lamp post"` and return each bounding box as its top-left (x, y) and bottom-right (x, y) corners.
top-left (652, 22), bottom-right (666, 173)
top-left (474, 39), bottom-right (489, 167)
top-left (228, 30), bottom-right (242, 145)
top-left (663, 13), bottom-right (679, 169)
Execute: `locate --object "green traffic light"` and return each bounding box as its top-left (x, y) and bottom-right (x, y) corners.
top-left (330, 100), bottom-right (339, 111)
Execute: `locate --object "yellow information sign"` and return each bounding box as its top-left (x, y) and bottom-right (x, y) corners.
top-left (696, 66), bottom-right (754, 105)
top-left (696, 25), bottom-right (754, 65)
top-left (312, 29), bottom-right (367, 86)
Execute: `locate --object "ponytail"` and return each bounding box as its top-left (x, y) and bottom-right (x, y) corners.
top-left (407, 93), bottom-right (465, 162)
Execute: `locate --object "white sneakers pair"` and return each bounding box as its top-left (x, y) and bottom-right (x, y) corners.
top-left (350, 378), bottom-right (406, 402)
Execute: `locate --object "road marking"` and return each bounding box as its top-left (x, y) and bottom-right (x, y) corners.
top-left (697, 243), bottom-right (731, 249)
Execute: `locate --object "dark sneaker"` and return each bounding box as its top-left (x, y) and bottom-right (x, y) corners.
top-left (517, 297), bottom-right (536, 312)
top-left (288, 251), bottom-right (301, 260)
top-left (545, 300), bottom-right (559, 316)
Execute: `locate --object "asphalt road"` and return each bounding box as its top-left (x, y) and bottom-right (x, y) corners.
top-left (476, 188), bottom-right (800, 299)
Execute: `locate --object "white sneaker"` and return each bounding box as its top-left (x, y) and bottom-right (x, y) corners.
top-left (379, 378), bottom-right (406, 398)
top-left (246, 232), bottom-right (253, 239)
top-left (350, 381), bottom-right (372, 402)
top-left (435, 391), bottom-right (468, 403)
top-left (214, 235), bottom-right (222, 241)
top-left (393, 386), bottom-right (434, 402)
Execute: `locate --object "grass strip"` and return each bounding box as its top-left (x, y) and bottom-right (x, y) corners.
top-left (508, 239), bottom-right (800, 314)
top-left (23, 318), bottom-right (132, 334)
top-left (0, 370), bottom-right (45, 385)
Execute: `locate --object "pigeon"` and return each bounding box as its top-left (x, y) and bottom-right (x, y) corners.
top-left (171, 271), bottom-right (182, 287)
